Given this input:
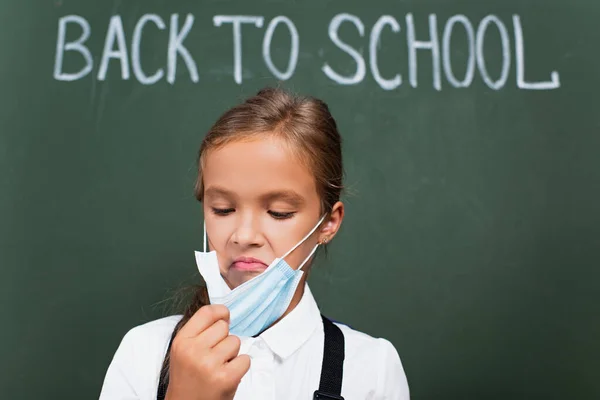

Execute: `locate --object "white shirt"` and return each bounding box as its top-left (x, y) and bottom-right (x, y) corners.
top-left (99, 285), bottom-right (410, 400)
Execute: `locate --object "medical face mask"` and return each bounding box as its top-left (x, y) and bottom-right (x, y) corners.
top-left (195, 215), bottom-right (326, 337)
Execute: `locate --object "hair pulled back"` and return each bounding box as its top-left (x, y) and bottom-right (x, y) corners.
top-left (159, 87), bottom-right (344, 386)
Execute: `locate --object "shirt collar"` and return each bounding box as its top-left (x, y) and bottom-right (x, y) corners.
top-left (257, 283), bottom-right (322, 360)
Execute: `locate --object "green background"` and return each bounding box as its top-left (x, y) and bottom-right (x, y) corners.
top-left (1, 1), bottom-right (598, 398)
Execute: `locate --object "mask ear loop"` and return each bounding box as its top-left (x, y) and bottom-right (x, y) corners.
top-left (297, 243), bottom-right (319, 271)
top-left (203, 221), bottom-right (207, 253)
top-left (280, 214), bottom-right (327, 267)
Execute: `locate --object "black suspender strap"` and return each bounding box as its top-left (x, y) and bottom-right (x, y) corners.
top-left (313, 315), bottom-right (345, 400)
top-left (157, 315), bottom-right (345, 400)
top-left (156, 330), bottom-right (177, 400)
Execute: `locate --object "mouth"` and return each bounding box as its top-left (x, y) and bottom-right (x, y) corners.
top-left (231, 256), bottom-right (268, 272)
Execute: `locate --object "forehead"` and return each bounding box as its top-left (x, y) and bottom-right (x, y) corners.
top-left (202, 136), bottom-right (318, 200)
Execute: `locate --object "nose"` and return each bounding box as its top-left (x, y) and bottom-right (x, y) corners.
top-left (231, 213), bottom-right (263, 248)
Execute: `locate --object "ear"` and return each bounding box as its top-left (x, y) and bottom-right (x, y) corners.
top-left (318, 201), bottom-right (344, 244)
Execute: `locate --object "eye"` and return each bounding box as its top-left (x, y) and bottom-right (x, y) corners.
top-left (212, 207), bottom-right (234, 216)
top-left (268, 210), bottom-right (296, 220)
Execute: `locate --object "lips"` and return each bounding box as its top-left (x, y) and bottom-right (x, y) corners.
top-left (231, 256), bottom-right (268, 272)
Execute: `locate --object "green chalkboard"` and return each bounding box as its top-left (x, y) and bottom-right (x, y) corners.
top-left (1, 0), bottom-right (599, 399)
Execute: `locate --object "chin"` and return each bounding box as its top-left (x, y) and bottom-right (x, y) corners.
top-left (227, 270), bottom-right (262, 288)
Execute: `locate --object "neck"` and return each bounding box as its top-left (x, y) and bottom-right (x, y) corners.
top-left (268, 274), bottom-right (307, 328)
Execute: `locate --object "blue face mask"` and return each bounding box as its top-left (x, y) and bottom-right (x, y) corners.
top-left (195, 215), bottom-right (326, 337)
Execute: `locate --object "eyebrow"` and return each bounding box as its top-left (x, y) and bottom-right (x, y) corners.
top-left (203, 186), bottom-right (305, 207)
top-left (204, 186), bottom-right (235, 199)
top-left (261, 190), bottom-right (305, 207)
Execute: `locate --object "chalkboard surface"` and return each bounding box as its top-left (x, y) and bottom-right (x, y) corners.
top-left (1, 1), bottom-right (599, 399)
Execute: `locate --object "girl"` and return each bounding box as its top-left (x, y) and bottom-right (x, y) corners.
top-left (99, 88), bottom-right (410, 400)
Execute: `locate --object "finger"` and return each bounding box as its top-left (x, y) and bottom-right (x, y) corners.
top-left (212, 335), bottom-right (241, 363)
top-left (223, 354), bottom-right (251, 382)
top-left (196, 319), bottom-right (230, 348)
top-left (179, 304), bottom-right (230, 338)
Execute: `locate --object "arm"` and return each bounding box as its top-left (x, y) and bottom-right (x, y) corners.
top-left (376, 338), bottom-right (410, 400)
top-left (99, 329), bottom-right (140, 400)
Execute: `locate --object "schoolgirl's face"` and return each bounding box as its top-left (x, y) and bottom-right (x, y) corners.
top-left (202, 135), bottom-right (341, 289)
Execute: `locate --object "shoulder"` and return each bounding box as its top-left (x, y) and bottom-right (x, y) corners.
top-left (99, 315), bottom-right (183, 400)
top-left (117, 314), bottom-right (183, 359)
top-left (335, 322), bottom-right (410, 400)
top-left (123, 314), bottom-right (183, 345)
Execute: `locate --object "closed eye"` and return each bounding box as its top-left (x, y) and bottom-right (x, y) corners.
top-left (268, 210), bottom-right (296, 220)
top-left (212, 207), bottom-right (235, 216)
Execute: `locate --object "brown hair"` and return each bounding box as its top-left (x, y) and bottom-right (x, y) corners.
top-left (159, 87), bottom-right (344, 386)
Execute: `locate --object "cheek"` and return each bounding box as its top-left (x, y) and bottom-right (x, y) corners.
top-left (281, 238), bottom-right (321, 271)
top-left (204, 214), bottom-right (232, 251)
top-left (265, 218), bottom-right (320, 264)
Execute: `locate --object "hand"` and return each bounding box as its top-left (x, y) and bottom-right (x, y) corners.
top-left (165, 305), bottom-right (250, 400)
